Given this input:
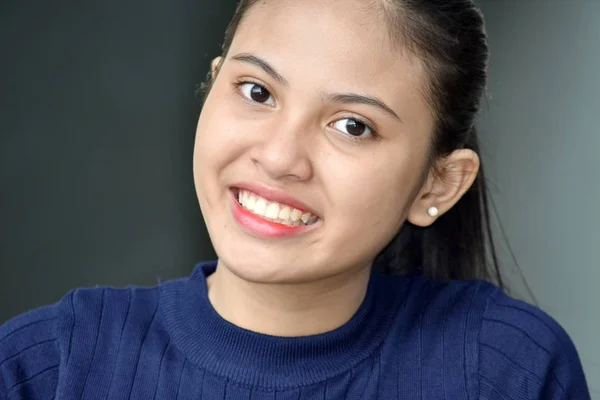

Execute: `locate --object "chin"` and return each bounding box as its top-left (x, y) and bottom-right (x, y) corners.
top-left (215, 245), bottom-right (325, 285)
top-left (218, 253), bottom-right (289, 283)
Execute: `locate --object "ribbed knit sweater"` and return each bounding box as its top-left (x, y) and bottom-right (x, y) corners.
top-left (0, 262), bottom-right (590, 399)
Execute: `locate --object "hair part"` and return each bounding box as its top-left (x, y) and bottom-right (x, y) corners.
top-left (204, 0), bottom-right (506, 287)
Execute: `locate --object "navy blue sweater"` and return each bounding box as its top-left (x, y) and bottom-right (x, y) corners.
top-left (0, 262), bottom-right (590, 399)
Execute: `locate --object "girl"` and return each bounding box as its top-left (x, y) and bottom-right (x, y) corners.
top-left (0, 0), bottom-right (590, 398)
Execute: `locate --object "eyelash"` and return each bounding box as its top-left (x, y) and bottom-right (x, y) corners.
top-left (232, 79), bottom-right (380, 141)
top-left (335, 115), bottom-right (379, 142)
top-left (233, 78), bottom-right (273, 105)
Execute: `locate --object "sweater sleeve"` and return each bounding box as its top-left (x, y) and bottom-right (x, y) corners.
top-left (0, 295), bottom-right (69, 399)
top-left (478, 288), bottom-right (590, 399)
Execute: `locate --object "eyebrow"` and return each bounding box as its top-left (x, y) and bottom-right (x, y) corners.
top-left (230, 52), bottom-right (402, 123)
top-left (325, 93), bottom-right (403, 123)
top-left (230, 53), bottom-right (289, 86)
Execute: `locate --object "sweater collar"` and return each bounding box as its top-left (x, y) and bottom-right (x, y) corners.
top-left (161, 261), bottom-right (407, 390)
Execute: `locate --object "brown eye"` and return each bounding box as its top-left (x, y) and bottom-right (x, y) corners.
top-left (250, 85), bottom-right (269, 102)
top-left (239, 82), bottom-right (274, 105)
top-left (331, 118), bottom-right (373, 138)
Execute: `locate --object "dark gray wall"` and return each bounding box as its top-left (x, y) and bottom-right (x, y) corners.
top-left (479, 0), bottom-right (600, 394)
top-left (0, 2), bottom-right (235, 322)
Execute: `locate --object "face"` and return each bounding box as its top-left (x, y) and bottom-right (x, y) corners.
top-left (193, 0), bottom-right (436, 284)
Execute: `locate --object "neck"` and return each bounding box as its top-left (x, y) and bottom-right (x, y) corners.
top-left (206, 262), bottom-right (371, 337)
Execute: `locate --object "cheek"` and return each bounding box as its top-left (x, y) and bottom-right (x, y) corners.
top-left (326, 154), bottom-right (415, 233)
top-left (195, 107), bottom-right (231, 157)
top-left (194, 91), bottom-right (248, 173)
top-left (319, 158), bottom-right (412, 266)
top-left (193, 100), bottom-right (240, 213)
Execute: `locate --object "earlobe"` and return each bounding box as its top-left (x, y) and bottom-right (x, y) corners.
top-left (211, 57), bottom-right (224, 75)
top-left (407, 149), bottom-right (480, 227)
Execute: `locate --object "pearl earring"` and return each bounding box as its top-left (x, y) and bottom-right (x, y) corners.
top-left (427, 206), bottom-right (439, 217)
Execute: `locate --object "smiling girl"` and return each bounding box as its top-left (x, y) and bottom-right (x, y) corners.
top-left (0, 0), bottom-right (590, 399)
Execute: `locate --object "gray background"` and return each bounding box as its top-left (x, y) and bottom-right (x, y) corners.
top-left (0, 1), bottom-right (232, 321)
top-left (480, 0), bottom-right (599, 394)
top-left (1, 0), bottom-right (598, 394)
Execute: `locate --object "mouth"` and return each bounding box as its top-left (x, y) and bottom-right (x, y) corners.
top-left (232, 187), bottom-right (320, 227)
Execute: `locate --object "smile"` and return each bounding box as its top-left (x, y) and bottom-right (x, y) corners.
top-left (236, 189), bottom-right (319, 227)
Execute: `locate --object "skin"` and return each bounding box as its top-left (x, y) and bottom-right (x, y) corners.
top-left (193, 0), bottom-right (479, 336)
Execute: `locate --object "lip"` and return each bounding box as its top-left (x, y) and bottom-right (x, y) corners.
top-left (230, 190), bottom-right (319, 238)
top-left (230, 182), bottom-right (319, 217)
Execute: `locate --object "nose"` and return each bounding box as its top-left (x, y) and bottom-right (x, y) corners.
top-left (249, 116), bottom-right (314, 182)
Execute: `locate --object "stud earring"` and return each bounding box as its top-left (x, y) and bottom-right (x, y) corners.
top-left (427, 206), bottom-right (439, 217)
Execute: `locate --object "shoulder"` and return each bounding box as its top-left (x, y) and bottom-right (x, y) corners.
top-left (0, 284), bottom-right (162, 398)
top-left (393, 276), bottom-right (589, 398)
top-left (395, 274), bottom-right (497, 327)
top-left (0, 302), bottom-right (61, 397)
top-left (53, 285), bottom-right (163, 373)
top-left (57, 284), bottom-right (162, 338)
top-left (479, 287), bottom-right (590, 398)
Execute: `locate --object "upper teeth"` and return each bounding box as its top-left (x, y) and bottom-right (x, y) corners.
top-left (237, 189), bottom-right (318, 226)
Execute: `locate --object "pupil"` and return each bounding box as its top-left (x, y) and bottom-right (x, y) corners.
top-left (250, 85), bottom-right (269, 103)
top-left (346, 120), bottom-right (365, 136)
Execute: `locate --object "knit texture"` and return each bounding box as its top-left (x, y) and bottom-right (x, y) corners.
top-left (0, 262), bottom-right (590, 399)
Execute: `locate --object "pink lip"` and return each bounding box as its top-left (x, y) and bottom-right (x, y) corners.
top-left (231, 182), bottom-right (318, 216)
top-left (230, 191), bottom-right (319, 238)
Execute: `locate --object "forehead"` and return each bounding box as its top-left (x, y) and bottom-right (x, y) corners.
top-left (228, 0), bottom-right (428, 110)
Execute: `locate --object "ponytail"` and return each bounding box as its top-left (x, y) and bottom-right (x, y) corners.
top-left (374, 127), bottom-right (504, 287)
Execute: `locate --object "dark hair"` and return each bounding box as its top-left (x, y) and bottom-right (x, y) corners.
top-left (205, 0), bottom-right (504, 286)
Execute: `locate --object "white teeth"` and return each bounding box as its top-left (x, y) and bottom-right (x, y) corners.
top-left (289, 208), bottom-right (302, 222)
top-left (265, 203), bottom-right (280, 219)
top-left (237, 189), bottom-right (317, 226)
top-left (254, 198), bottom-right (267, 215)
top-left (247, 195), bottom-right (256, 209)
top-left (278, 206), bottom-right (291, 220)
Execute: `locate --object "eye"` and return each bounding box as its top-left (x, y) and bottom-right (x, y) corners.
top-left (331, 118), bottom-right (374, 138)
top-left (238, 82), bottom-right (275, 106)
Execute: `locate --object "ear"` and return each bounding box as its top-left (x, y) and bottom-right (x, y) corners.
top-left (211, 56), bottom-right (224, 76)
top-left (407, 149), bottom-right (480, 227)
